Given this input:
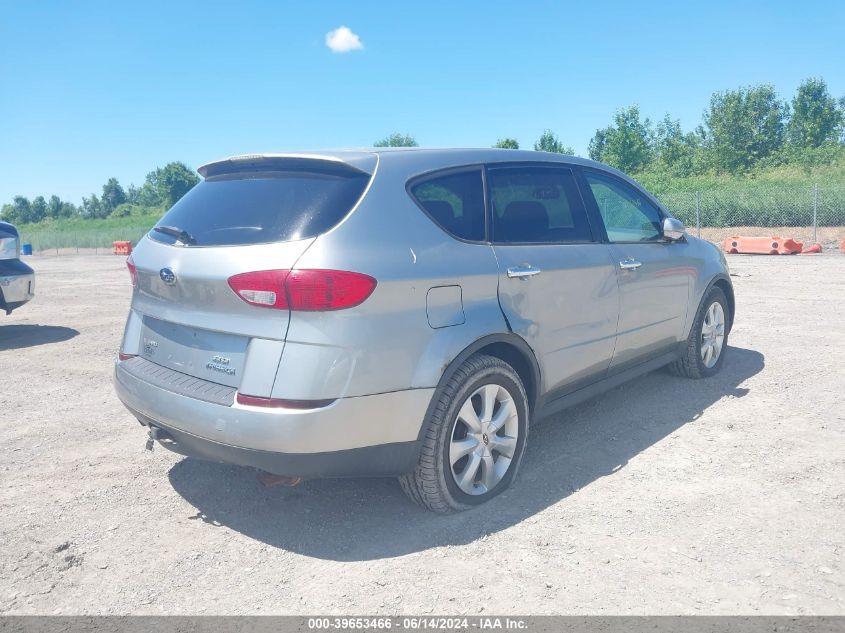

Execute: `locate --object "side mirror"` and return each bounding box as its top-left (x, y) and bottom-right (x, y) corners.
top-left (663, 217), bottom-right (686, 241)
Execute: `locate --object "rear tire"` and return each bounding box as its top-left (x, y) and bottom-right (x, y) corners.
top-left (668, 286), bottom-right (730, 379)
top-left (399, 354), bottom-right (529, 513)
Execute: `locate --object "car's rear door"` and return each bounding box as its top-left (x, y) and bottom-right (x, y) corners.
top-left (579, 168), bottom-right (692, 372)
top-left (488, 164), bottom-right (619, 396)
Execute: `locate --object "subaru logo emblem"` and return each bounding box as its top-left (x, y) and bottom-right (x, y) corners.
top-left (160, 268), bottom-right (176, 286)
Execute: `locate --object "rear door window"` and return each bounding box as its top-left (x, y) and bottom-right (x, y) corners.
top-left (488, 166), bottom-right (593, 243)
top-left (409, 169), bottom-right (486, 241)
top-left (150, 168), bottom-right (371, 247)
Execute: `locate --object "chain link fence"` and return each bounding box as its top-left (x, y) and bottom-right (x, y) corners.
top-left (658, 184), bottom-right (845, 249)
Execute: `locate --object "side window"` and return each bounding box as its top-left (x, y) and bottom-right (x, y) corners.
top-left (488, 167), bottom-right (593, 244)
top-left (584, 171), bottom-right (663, 242)
top-left (409, 170), bottom-right (485, 241)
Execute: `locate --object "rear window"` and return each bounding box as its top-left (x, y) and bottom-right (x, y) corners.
top-left (149, 169), bottom-right (371, 246)
top-left (409, 169), bottom-right (486, 241)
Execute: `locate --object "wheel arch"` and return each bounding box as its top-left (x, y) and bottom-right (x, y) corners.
top-left (415, 333), bottom-right (541, 445)
top-left (688, 273), bottom-right (734, 338)
top-left (711, 275), bottom-right (735, 333)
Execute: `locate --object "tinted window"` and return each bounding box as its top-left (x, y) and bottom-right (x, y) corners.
top-left (584, 171), bottom-right (663, 242)
top-left (149, 169), bottom-right (370, 246)
top-left (409, 170), bottom-right (485, 241)
top-left (488, 167), bottom-right (592, 243)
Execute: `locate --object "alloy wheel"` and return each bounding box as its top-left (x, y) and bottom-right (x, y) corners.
top-left (701, 301), bottom-right (726, 369)
top-left (449, 383), bottom-right (519, 496)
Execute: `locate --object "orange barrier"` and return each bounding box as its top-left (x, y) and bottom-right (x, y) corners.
top-left (801, 243), bottom-right (822, 254)
top-left (113, 240), bottom-right (132, 256)
top-left (723, 236), bottom-right (803, 255)
top-left (841, 238), bottom-right (845, 254)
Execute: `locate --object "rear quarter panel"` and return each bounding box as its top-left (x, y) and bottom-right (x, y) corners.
top-left (270, 158), bottom-right (508, 400)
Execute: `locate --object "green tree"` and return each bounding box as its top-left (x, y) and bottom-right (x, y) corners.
top-left (0, 204), bottom-right (14, 223)
top-left (81, 194), bottom-right (106, 219)
top-left (14, 196), bottom-right (34, 223)
top-left (702, 84), bottom-right (787, 172)
top-left (135, 181), bottom-right (162, 207)
top-left (126, 184), bottom-right (140, 205)
top-left (653, 114), bottom-right (702, 177)
top-left (494, 138), bottom-right (520, 149)
top-left (47, 195), bottom-right (63, 219)
top-left (373, 133), bottom-right (418, 147)
top-left (101, 177), bottom-right (127, 214)
top-left (787, 77), bottom-right (844, 148)
top-left (1, 196), bottom-right (33, 224)
top-left (60, 201), bottom-right (77, 218)
top-left (533, 129), bottom-right (574, 154)
top-left (588, 106), bottom-right (654, 172)
top-left (145, 162), bottom-right (199, 208)
top-left (587, 129), bottom-right (607, 162)
top-left (30, 196), bottom-right (47, 223)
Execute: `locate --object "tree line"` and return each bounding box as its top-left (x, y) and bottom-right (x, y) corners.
top-left (1, 162), bottom-right (199, 225)
top-left (587, 77), bottom-right (844, 176)
top-left (373, 130), bottom-right (574, 154)
top-left (375, 77), bottom-right (845, 177)
top-left (4, 76), bottom-right (842, 226)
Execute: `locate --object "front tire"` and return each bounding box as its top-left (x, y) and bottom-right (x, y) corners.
top-left (399, 354), bottom-right (529, 513)
top-left (668, 286), bottom-right (730, 379)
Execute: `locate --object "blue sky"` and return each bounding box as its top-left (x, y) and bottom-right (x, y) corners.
top-left (1, 0), bottom-right (843, 204)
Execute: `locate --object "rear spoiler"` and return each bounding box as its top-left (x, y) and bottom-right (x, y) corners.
top-left (198, 153), bottom-right (377, 178)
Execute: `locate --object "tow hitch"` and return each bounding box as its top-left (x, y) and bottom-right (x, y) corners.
top-left (145, 426), bottom-right (159, 451)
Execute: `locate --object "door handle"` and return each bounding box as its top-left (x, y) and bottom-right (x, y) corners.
top-left (507, 265), bottom-right (542, 279)
top-left (619, 259), bottom-right (642, 270)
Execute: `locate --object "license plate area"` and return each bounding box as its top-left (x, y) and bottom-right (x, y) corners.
top-left (140, 316), bottom-right (248, 388)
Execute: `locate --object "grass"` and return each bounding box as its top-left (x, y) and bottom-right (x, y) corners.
top-left (637, 163), bottom-right (845, 228)
top-left (15, 215), bottom-right (160, 251)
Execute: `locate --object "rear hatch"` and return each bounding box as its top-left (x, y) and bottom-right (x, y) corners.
top-left (127, 154), bottom-right (375, 396)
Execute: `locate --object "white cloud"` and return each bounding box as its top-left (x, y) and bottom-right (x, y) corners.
top-left (325, 26), bottom-right (364, 53)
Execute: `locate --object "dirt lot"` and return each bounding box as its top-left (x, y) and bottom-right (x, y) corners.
top-left (1, 254), bottom-right (843, 615)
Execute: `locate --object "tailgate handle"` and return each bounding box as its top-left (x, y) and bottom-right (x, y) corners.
top-left (507, 265), bottom-right (542, 279)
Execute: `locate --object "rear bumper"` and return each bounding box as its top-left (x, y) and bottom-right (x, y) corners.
top-left (0, 259), bottom-right (34, 314)
top-left (132, 413), bottom-right (422, 478)
top-left (113, 358), bottom-right (432, 477)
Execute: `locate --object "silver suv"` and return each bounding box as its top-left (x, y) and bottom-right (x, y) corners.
top-left (114, 149), bottom-right (733, 512)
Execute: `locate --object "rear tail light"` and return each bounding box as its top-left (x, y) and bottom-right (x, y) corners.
top-left (228, 269), bottom-right (377, 311)
top-left (236, 393), bottom-right (335, 409)
top-left (228, 270), bottom-right (290, 309)
top-left (118, 352), bottom-right (137, 361)
top-left (126, 255), bottom-right (138, 287)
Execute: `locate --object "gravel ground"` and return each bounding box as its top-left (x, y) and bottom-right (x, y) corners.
top-left (1, 253), bottom-right (843, 615)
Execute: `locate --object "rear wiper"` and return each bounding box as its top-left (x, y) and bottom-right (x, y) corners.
top-left (153, 225), bottom-right (196, 245)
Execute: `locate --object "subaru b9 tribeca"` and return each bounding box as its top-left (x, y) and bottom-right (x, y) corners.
top-left (114, 149), bottom-right (733, 512)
